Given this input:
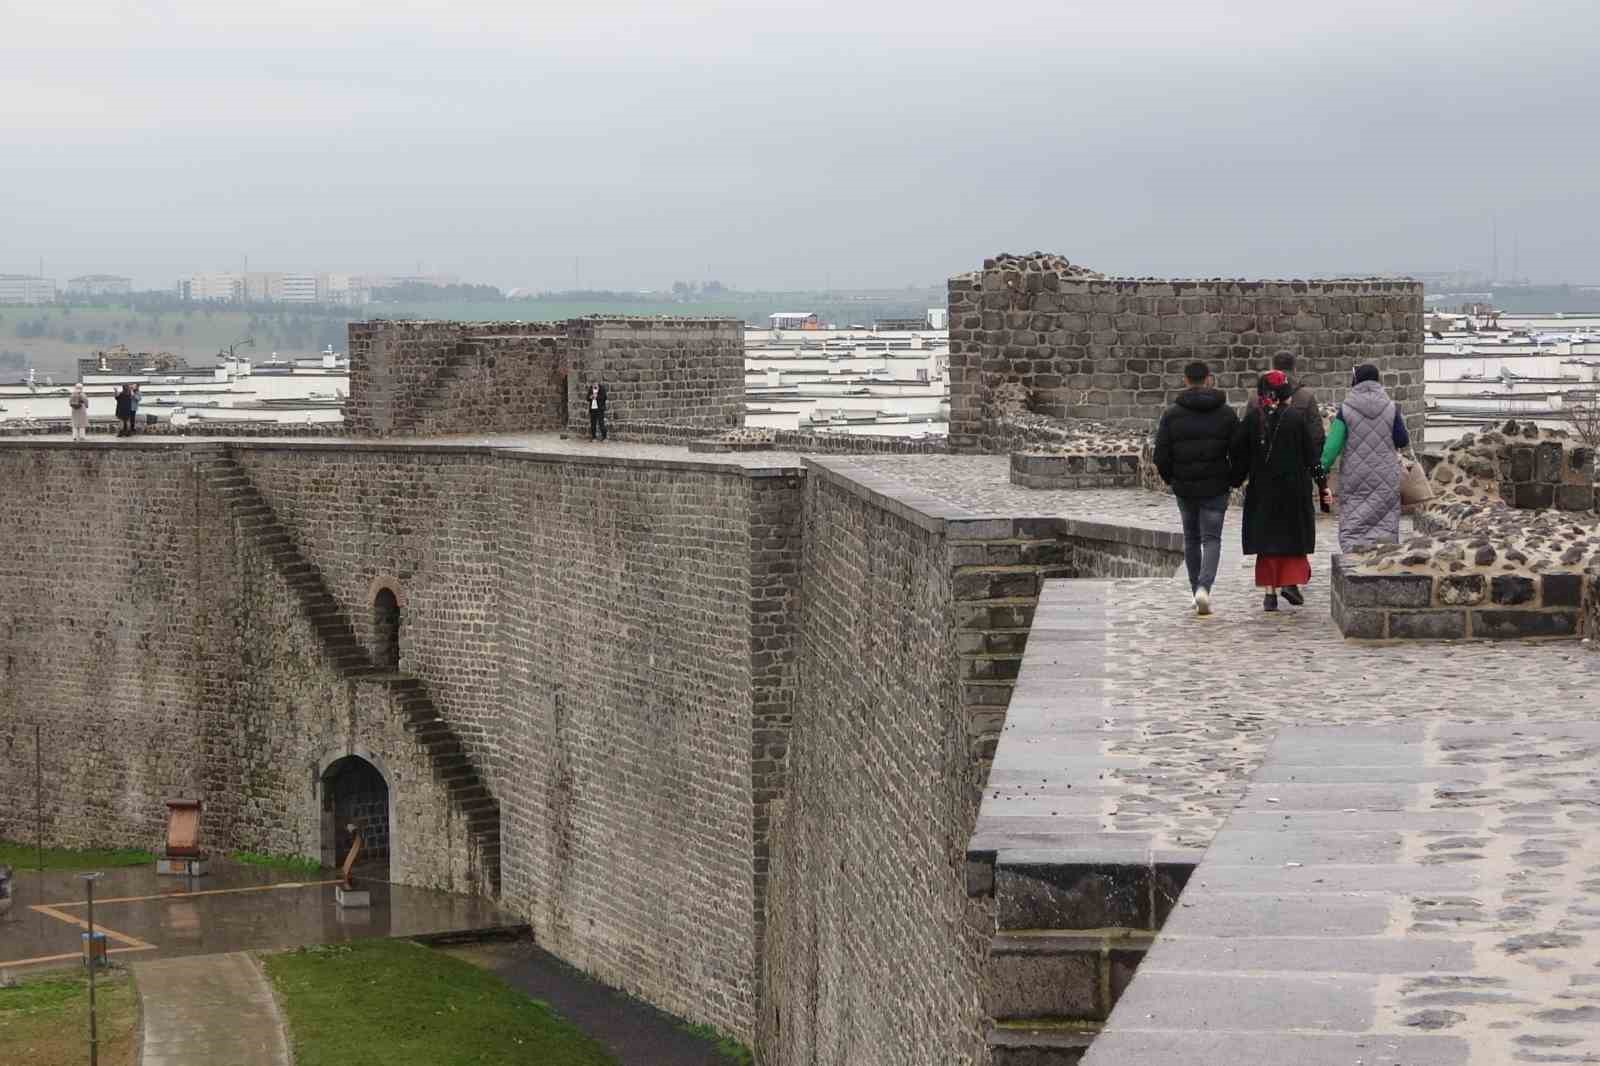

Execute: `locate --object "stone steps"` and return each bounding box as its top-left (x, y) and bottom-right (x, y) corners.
top-left (192, 447), bottom-right (501, 898)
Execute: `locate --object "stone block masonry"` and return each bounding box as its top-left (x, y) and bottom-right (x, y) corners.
top-left (947, 252), bottom-right (1425, 452)
top-left (1330, 553), bottom-right (1589, 640)
top-left (566, 317), bottom-right (745, 433)
top-left (346, 317), bottom-right (743, 438)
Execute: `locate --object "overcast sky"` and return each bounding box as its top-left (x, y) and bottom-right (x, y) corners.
top-left (4, 0), bottom-right (1598, 291)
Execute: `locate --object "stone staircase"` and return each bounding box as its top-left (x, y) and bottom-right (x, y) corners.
top-left (192, 445), bottom-right (501, 895)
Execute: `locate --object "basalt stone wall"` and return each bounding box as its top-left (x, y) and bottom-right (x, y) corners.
top-left (947, 262), bottom-right (1425, 452)
top-left (347, 320), bottom-right (567, 438)
top-left (567, 318), bottom-right (745, 433)
top-left (0, 446), bottom-right (214, 851)
top-left (494, 451), bottom-right (802, 1044)
top-left (760, 462), bottom-right (990, 1066)
top-left (231, 445), bottom-right (506, 791)
top-left (0, 443), bottom-right (474, 892)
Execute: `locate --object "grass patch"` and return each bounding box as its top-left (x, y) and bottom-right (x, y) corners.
top-left (230, 850), bottom-right (323, 876)
top-left (680, 1022), bottom-right (755, 1064)
top-left (262, 939), bottom-right (616, 1066)
top-left (0, 840), bottom-right (153, 871)
top-left (0, 971), bottom-right (139, 1066)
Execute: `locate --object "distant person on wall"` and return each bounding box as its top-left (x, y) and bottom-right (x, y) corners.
top-left (1153, 360), bottom-right (1239, 616)
top-left (588, 382), bottom-right (608, 441)
top-left (114, 384), bottom-right (133, 437)
top-left (129, 384), bottom-right (141, 434)
top-left (1232, 370), bottom-right (1319, 613)
top-left (1247, 351), bottom-right (1329, 511)
top-left (1319, 363), bottom-right (1408, 553)
top-left (68, 383), bottom-right (89, 441)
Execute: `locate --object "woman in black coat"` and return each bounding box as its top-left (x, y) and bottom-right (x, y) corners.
top-left (113, 385), bottom-right (133, 437)
top-left (1231, 370), bottom-right (1318, 612)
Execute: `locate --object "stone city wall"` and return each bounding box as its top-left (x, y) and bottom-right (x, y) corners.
top-left (947, 252), bottom-right (1425, 453)
top-left (347, 317), bottom-right (744, 440)
top-left (0, 443), bottom-right (475, 891)
top-left (760, 463), bottom-right (990, 1066)
top-left (493, 451), bottom-right (796, 1044)
top-left (567, 318), bottom-right (745, 434)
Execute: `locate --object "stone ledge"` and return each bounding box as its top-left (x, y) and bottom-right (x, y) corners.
top-left (1009, 451), bottom-right (1142, 491)
top-left (1331, 554), bottom-right (1590, 641)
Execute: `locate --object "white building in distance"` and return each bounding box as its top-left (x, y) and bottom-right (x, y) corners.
top-left (66, 274), bottom-right (133, 297)
top-left (0, 275), bottom-right (57, 304)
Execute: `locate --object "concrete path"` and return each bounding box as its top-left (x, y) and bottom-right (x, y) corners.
top-left (135, 952), bottom-right (290, 1066)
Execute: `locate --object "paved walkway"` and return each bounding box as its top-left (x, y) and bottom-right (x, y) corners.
top-left (1083, 721), bottom-right (1600, 1066)
top-left (135, 952), bottom-right (289, 1066)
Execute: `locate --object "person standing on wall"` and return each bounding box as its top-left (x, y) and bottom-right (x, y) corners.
top-left (129, 383), bottom-right (142, 434)
top-left (588, 381), bottom-right (608, 441)
top-left (114, 384), bottom-right (133, 437)
top-left (1153, 360), bottom-right (1239, 616)
top-left (1247, 351), bottom-right (1329, 510)
top-left (1319, 363), bottom-right (1408, 552)
top-left (68, 383), bottom-right (89, 441)
top-left (1232, 370), bottom-right (1319, 613)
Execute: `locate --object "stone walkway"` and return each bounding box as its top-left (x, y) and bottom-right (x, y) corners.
top-left (1082, 721), bottom-right (1600, 1066)
top-left (134, 952), bottom-right (289, 1066)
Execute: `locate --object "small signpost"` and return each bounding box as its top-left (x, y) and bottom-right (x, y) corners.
top-left (155, 798), bottom-right (209, 877)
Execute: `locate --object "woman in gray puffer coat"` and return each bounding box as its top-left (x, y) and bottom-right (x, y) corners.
top-left (1320, 364), bottom-right (1409, 552)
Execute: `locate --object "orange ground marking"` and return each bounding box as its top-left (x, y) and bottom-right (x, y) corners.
top-left (28, 904), bottom-right (155, 949)
top-left (42, 878), bottom-right (344, 908)
top-left (0, 944), bottom-right (158, 969)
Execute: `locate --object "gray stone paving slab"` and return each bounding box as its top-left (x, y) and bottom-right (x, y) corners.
top-left (1104, 971), bottom-right (1380, 1031)
top-left (1085, 724), bottom-right (1600, 1066)
top-left (1148, 937), bottom-right (1475, 975)
top-left (1082, 1031), bottom-right (1469, 1066)
top-left (1158, 896), bottom-right (1396, 938)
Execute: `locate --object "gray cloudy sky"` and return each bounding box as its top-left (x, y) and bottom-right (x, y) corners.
top-left (5, 0), bottom-right (1598, 291)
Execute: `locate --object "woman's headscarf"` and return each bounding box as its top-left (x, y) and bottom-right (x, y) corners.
top-left (1352, 363), bottom-right (1381, 386)
top-left (1256, 370), bottom-right (1293, 451)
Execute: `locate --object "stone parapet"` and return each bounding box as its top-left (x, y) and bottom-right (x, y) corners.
top-left (948, 253), bottom-right (1424, 452)
top-left (566, 317), bottom-right (744, 433)
top-left (1331, 553), bottom-right (1588, 640)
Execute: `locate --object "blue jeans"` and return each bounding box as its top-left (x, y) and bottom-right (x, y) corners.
top-left (1175, 493), bottom-right (1228, 593)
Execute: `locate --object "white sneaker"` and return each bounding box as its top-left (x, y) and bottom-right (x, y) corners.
top-left (1195, 587), bottom-right (1212, 616)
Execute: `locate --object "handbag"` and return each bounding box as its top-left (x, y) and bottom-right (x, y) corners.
top-left (1399, 450), bottom-right (1433, 506)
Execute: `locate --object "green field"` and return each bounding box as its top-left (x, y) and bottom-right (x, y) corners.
top-left (263, 940), bottom-right (615, 1066)
top-left (0, 840), bottom-right (154, 871)
top-left (2, 288), bottom-right (942, 382)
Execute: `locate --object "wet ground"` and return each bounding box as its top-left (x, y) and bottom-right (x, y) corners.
top-left (0, 860), bottom-right (507, 973)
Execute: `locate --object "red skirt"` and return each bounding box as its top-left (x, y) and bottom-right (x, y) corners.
top-left (1255, 554), bottom-right (1311, 588)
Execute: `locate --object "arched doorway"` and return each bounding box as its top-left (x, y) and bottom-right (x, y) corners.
top-left (372, 588), bottom-right (400, 672)
top-left (320, 755), bottom-right (391, 880)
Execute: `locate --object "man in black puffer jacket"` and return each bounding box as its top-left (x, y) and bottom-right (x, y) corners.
top-left (1153, 361), bottom-right (1239, 615)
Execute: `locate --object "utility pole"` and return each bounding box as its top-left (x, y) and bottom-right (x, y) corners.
top-left (81, 872), bottom-right (103, 1066)
top-left (35, 724), bottom-right (42, 872)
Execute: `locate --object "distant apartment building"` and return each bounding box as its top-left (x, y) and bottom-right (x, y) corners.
top-left (769, 311), bottom-right (821, 330)
top-left (66, 274), bottom-right (132, 297)
top-left (176, 269), bottom-right (458, 305)
top-left (0, 274), bottom-right (58, 304)
top-left (177, 273), bottom-right (242, 302)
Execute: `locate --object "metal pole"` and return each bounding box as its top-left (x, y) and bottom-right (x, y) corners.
top-left (36, 723), bottom-right (43, 873)
top-left (82, 872), bottom-right (101, 1066)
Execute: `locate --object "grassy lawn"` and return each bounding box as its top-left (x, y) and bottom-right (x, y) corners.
top-left (0, 971), bottom-right (139, 1066)
top-left (262, 939), bottom-right (616, 1066)
top-left (230, 850), bottom-right (324, 876)
top-left (0, 840), bottom-right (153, 870)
